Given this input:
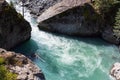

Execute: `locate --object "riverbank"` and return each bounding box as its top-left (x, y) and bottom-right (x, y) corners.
top-left (0, 48), bottom-right (45, 80)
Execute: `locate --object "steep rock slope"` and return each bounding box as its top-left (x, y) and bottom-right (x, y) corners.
top-left (0, 0), bottom-right (31, 49)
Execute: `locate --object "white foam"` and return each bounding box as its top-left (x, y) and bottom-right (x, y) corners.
top-left (60, 53), bottom-right (76, 65)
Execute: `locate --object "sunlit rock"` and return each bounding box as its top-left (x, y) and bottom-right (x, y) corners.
top-left (110, 62), bottom-right (120, 80)
top-left (0, 48), bottom-right (45, 80)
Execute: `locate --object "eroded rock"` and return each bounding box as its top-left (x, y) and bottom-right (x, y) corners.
top-left (110, 62), bottom-right (120, 80)
top-left (0, 48), bottom-right (45, 80)
top-left (38, 4), bottom-right (102, 36)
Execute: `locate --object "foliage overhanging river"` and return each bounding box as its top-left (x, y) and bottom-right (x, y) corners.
top-left (7, 0), bottom-right (120, 80)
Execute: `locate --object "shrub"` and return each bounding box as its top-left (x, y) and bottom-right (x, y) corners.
top-left (0, 65), bottom-right (17, 80)
top-left (0, 57), bottom-right (17, 80)
top-left (113, 8), bottom-right (120, 38)
top-left (93, 0), bottom-right (118, 14)
top-left (0, 57), bottom-right (5, 65)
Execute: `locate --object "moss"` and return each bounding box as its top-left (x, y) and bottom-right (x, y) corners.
top-left (0, 57), bottom-right (5, 65)
top-left (17, 13), bottom-right (24, 20)
top-left (0, 2), bottom-right (25, 24)
top-left (0, 65), bottom-right (17, 80)
top-left (0, 57), bottom-right (17, 80)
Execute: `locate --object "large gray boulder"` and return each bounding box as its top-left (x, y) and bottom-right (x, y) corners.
top-left (38, 4), bottom-right (102, 36)
top-left (0, 1), bottom-right (31, 49)
top-left (37, 0), bottom-right (91, 22)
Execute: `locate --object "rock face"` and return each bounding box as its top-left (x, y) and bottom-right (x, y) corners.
top-left (38, 4), bottom-right (102, 36)
top-left (110, 62), bottom-right (120, 80)
top-left (0, 1), bottom-right (31, 49)
top-left (102, 26), bottom-right (120, 44)
top-left (18, 0), bottom-right (62, 17)
top-left (0, 48), bottom-right (45, 80)
top-left (37, 0), bottom-right (91, 22)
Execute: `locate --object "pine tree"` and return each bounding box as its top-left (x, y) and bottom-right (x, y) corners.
top-left (93, 0), bottom-right (119, 14)
top-left (113, 8), bottom-right (120, 38)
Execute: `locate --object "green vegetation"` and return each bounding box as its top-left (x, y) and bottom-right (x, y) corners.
top-left (10, 1), bottom-right (14, 8)
top-left (113, 8), bottom-right (120, 38)
top-left (92, 0), bottom-right (120, 38)
top-left (1, 2), bottom-right (24, 23)
top-left (93, 0), bottom-right (119, 14)
top-left (0, 57), bottom-right (17, 80)
top-left (0, 57), bottom-right (5, 65)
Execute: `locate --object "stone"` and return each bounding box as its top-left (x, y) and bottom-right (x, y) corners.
top-left (38, 4), bottom-right (102, 36)
top-left (0, 1), bottom-right (31, 49)
top-left (110, 62), bottom-right (120, 80)
top-left (0, 48), bottom-right (45, 80)
top-left (17, 73), bottom-right (28, 80)
top-left (37, 0), bottom-right (91, 22)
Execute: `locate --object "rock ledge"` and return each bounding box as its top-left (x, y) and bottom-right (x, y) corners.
top-left (0, 48), bottom-right (45, 80)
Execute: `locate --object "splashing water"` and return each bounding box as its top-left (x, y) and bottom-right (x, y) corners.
top-left (6, 0), bottom-right (120, 80)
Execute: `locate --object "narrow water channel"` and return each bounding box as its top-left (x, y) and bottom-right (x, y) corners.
top-left (7, 0), bottom-right (120, 80)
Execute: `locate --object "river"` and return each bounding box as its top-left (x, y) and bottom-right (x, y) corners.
top-left (6, 0), bottom-right (120, 80)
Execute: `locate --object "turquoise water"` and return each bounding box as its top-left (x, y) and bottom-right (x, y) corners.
top-left (7, 0), bottom-right (120, 80)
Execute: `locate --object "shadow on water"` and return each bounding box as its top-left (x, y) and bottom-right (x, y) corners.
top-left (12, 39), bottom-right (39, 60)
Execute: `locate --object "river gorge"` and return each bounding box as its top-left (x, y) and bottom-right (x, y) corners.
top-left (6, 0), bottom-right (120, 80)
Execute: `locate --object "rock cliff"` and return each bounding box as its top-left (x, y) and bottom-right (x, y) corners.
top-left (0, 48), bottom-right (45, 80)
top-left (0, 0), bottom-right (31, 49)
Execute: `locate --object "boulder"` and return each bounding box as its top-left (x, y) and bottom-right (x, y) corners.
top-left (0, 48), bottom-right (45, 80)
top-left (37, 0), bottom-right (91, 22)
top-left (110, 62), bottom-right (120, 80)
top-left (38, 4), bottom-right (102, 36)
top-left (0, 1), bottom-right (31, 49)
